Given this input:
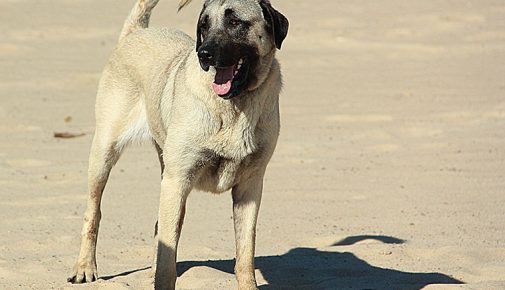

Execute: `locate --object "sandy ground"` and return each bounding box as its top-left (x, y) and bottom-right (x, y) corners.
top-left (1, 0), bottom-right (504, 289)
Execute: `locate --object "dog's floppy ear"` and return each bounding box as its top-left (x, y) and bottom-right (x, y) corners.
top-left (259, 0), bottom-right (289, 49)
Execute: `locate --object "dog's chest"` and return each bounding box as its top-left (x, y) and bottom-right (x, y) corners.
top-left (214, 123), bottom-right (257, 159)
top-left (208, 105), bottom-right (261, 160)
top-left (197, 112), bottom-right (261, 193)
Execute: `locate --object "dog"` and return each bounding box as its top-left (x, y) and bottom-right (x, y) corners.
top-left (67, 0), bottom-right (288, 289)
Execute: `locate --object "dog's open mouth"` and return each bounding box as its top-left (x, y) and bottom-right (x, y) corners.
top-left (212, 58), bottom-right (247, 98)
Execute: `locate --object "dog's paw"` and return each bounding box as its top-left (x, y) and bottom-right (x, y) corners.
top-left (67, 260), bottom-right (98, 284)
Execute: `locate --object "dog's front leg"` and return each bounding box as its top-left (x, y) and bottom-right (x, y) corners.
top-left (154, 174), bottom-right (190, 290)
top-left (232, 174), bottom-right (264, 290)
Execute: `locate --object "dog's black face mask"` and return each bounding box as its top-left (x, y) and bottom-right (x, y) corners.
top-left (195, 2), bottom-right (288, 99)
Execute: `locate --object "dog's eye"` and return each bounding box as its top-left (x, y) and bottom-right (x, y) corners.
top-left (228, 18), bottom-right (241, 27)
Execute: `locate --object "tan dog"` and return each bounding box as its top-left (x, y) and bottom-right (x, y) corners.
top-left (67, 0), bottom-right (288, 289)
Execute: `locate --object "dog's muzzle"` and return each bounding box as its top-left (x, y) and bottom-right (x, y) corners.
top-left (197, 43), bottom-right (249, 98)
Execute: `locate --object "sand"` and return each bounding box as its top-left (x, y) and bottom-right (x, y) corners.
top-left (1, 0), bottom-right (504, 289)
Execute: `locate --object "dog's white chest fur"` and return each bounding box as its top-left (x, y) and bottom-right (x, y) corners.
top-left (211, 110), bottom-right (258, 158)
top-left (195, 106), bottom-right (261, 193)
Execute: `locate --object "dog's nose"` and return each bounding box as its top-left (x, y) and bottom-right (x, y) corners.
top-left (198, 49), bottom-right (214, 62)
top-left (197, 47), bottom-right (216, 71)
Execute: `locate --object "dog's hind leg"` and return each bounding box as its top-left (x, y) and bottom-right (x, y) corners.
top-left (68, 130), bottom-right (123, 283)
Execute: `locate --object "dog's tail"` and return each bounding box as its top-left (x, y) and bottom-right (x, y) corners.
top-left (119, 0), bottom-right (161, 41)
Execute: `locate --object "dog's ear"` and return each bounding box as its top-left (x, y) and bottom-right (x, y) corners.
top-left (259, 0), bottom-right (289, 49)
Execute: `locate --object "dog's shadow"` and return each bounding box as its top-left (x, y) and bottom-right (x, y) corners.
top-left (102, 235), bottom-right (463, 289)
top-left (177, 235), bottom-right (463, 290)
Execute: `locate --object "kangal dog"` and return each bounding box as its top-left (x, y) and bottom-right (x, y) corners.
top-left (68, 0), bottom-right (288, 289)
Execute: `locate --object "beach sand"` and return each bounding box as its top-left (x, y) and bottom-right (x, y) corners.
top-left (1, 0), bottom-right (504, 289)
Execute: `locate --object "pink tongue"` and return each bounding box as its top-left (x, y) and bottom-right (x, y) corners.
top-left (212, 65), bottom-right (235, 96)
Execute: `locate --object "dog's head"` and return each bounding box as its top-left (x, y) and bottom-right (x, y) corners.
top-left (183, 0), bottom-right (288, 99)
